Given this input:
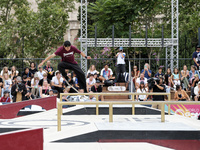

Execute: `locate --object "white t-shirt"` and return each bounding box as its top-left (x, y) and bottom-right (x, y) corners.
top-left (87, 70), bottom-right (98, 75)
top-left (100, 68), bottom-right (113, 79)
top-left (31, 78), bottom-right (39, 87)
top-left (194, 86), bottom-right (200, 96)
top-left (37, 71), bottom-right (46, 80)
top-left (1, 70), bottom-right (11, 76)
top-left (4, 79), bottom-right (12, 88)
top-left (117, 52), bottom-right (125, 64)
top-left (136, 77), bottom-right (147, 85)
top-left (136, 88), bottom-right (148, 100)
top-left (51, 76), bottom-right (64, 85)
top-left (86, 78), bottom-right (96, 85)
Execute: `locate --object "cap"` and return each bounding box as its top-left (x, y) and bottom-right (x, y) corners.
top-left (16, 76), bottom-right (22, 82)
top-left (34, 73), bottom-right (39, 78)
top-left (119, 47), bottom-right (123, 50)
top-left (140, 81), bottom-right (144, 84)
top-left (49, 89), bottom-right (53, 92)
top-left (96, 80), bottom-right (101, 83)
top-left (4, 90), bottom-right (10, 94)
top-left (53, 90), bottom-right (58, 94)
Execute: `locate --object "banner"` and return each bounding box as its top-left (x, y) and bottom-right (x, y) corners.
top-left (165, 104), bottom-right (200, 119)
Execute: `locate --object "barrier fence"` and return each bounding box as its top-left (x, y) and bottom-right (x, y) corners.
top-left (58, 92), bottom-right (173, 131)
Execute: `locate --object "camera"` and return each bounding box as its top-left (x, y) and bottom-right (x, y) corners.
top-left (147, 77), bottom-right (160, 89)
top-left (17, 82), bottom-right (23, 92)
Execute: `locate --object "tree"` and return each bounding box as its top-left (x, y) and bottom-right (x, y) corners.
top-left (0, 0), bottom-right (75, 58)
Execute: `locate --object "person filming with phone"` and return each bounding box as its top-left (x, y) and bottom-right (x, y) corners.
top-left (141, 63), bottom-right (152, 79)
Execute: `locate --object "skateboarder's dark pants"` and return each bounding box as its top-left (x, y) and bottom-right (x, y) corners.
top-left (58, 61), bottom-right (87, 92)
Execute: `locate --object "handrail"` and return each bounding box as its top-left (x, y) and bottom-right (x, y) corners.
top-left (57, 92), bottom-right (175, 131)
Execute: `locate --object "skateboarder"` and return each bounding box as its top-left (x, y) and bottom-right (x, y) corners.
top-left (38, 41), bottom-right (91, 92)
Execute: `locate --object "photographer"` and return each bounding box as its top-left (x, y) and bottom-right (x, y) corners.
top-left (11, 76), bottom-right (27, 102)
top-left (116, 47), bottom-right (126, 82)
top-left (150, 77), bottom-right (166, 109)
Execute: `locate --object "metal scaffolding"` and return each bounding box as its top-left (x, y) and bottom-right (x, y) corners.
top-left (80, 0), bottom-right (179, 73)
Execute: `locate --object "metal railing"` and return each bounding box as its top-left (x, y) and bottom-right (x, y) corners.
top-left (57, 92), bottom-right (176, 131)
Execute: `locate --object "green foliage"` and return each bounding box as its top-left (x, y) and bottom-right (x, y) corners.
top-left (0, 0), bottom-right (75, 58)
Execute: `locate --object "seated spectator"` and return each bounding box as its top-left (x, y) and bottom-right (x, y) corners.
top-left (174, 85), bottom-right (190, 101)
top-left (94, 73), bottom-right (99, 81)
top-left (43, 61), bottom-right (54, 80)
top-left (0, 90), bottom-right (11, 104)
top-left (194, 82), bottom-right (200, 101)
top-left (91, 80), bottom-right (104, 101)
top-left (141, 63), bottom-right (152, 79)
top-left (99, 64), bottom-right (115, 83)
top-left (191, 74), bottom-right (199, 98)
top-left (29, 62), bottom-right (38, 78)
top-left (181, 65), bottom-right (190, 91)
top-left (53, 90), bottom-right (58, 97)
top-left (37, 66), bottom-right (46, 80)
top-left (2, 73), bottom-right (12, 98)
top-left (31, 74), bottom-right (40, 98)
top-left (1, 67), bottom-right (11, 78)
top-left (87, 65), bottom-right (98, 77)
top-left (40, 80), bottom-right (51, 98)
top-left (38, 73), bottom-right (51, 87)
top-left (12, 76), bottom-right (17, 85)
top-left (172, 68), bottom-right (181, 86)
top-left (189, 65), bottom-right (200, 84)
top-left (131, 65), bottom-right (140, 87)
top-left (51, 71), bottom-right (64, 93)
top-left (136, 81), bottom-right (148, 101)
top-left (86, 74), bottom-right (96, 92)
top-left (22, 75), bottom-right (31, 90)
top-left (49, 89), bottom-right (54, 97)
top-left (0, 76), bottom-right (3, 97)
top-left (10, 66), bottom-right (19, 79)
top-left (25, 90), bottom-right (35, 100)
top-left (165, 68), bottom-right (174, 94)
top-left (22, 67), bottom-right (32, 78)
top-left (11, 76), bottom-right (27, 102)
top-left (150, 77), bottom-right (165, 109)
top-left (72, 72), bottom-right (79, 90)
top-left (62, 87), bottom-right (71, 102)
top-left (155, 67), bottom-right (164, 78)
top-left (135, 73), bottom-right (147, 89)
top-left (88, 91), bottom-right (96, 101)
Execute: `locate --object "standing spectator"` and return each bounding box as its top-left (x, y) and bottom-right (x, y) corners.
top-left (10, 66), bottom-right (19, 79)
top-left (181, 65), bottom-right (190, 91)
top-left (116, 47), bottom-right (126, 82)
top-left (87, 65), bottom-right (98, 77)
top-left (0, 76), bottom-right (3, 97)
top-left (37, 66), bottom-right (46, 80)
top-left (22, 67), bottom-right (32, 78)
top-left (25, 90), bottom-right (35, 100)
top-left (192, 45), bottom-right (200, 69)
top-left (155, 67), bottom-right (164, 78)
top-left (38, 73), bottom-right (51, 87)
top-left (51, 71), bottom-right (64, 93)
top-left (189, 65), bottom-right (200, 84)
top-left (172, 68), bottom-right (181, 86)
top-left (151, 77), bottom-right (165, 109)
top-left (0, 90), bottom-right (11, 104)
top-left (174, 85), bottom-right (190, 101)
top-left (2, 73), bottom-right (12, 98)
top-left (40, 80), bottom-right (51, 98)
top-left (99, 64), bottom-right (115, 83)
top-left (11, 76), bottom-right (27, 102)
top-left (43, 61), bottom-right (54, 80)
top-left (136, 81), bottom-right (148, 101)
top-left (86, 74), bottom-right (96, 92)
top-left (29, 62), bottom-right (38, 78)
top-left (194, 82), bottom-right (200, 101)
top-left (1, 67), bottom-right (11, 78)
top-left (135, 73), bottom-right (148, 89)
top-left (141, 63), bottom-right (152, 79)
top-left (31, 74), bottom-right (40, 98)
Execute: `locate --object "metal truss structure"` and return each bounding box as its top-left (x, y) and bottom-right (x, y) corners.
top-left (80, 0), bottom-right (179, 73)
